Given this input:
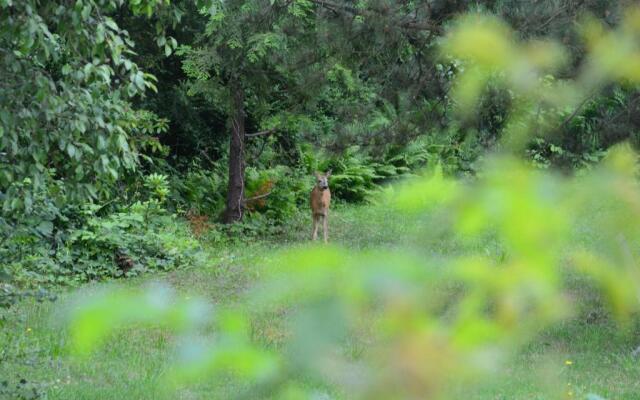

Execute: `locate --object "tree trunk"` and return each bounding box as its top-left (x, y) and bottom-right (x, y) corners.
top-left (223, 85), bottom-right (246, 223)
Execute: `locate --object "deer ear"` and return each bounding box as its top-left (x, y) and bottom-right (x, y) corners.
top-left (314, 171), bottom-right (321, 179)
top-left (326, 169), bottom-right (332, 177)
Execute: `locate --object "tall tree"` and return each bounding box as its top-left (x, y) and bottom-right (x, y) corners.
top-left (181, 0), bottom-right (320, 222)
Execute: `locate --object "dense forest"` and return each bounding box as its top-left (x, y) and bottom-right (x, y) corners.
top-left (3, 0), bottom-right (640, 399)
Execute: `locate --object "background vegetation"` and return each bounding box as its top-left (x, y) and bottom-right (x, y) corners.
top-left (3, 0), bottom-right (640, 399)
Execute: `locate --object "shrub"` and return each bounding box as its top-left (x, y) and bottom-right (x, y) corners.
top-left (0, 173), bottom-right (201, 308)
top-left (171, 164), bottom-right (226, 216)
top-left (324, 146), bottom-right (380, 202)
top-left (3, 203), bottom-right (200, 290)
top-left (245, 165), bottom-right (307, 222)
top-left (61, 203), bottom-right (199, 281)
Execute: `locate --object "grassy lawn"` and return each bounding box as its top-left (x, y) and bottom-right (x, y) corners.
top-left (2, 203), bottom-right (640, 399)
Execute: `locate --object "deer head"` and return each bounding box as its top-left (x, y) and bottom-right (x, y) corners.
top-left (314, 170), bottom-right (332, 191)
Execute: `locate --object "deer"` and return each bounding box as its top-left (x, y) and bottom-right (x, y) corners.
top-left (310, 170), bottom-right (332, 243)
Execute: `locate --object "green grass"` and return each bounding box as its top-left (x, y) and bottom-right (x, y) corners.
top-left (1, 203), bottom-right (640, 399)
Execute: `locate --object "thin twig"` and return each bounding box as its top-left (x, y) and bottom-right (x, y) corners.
top-left (536, 7), bottom-right (566, 32)
top-left (246, 128), bottom-right (276, 138)
top-left (249, 135), bottom-right (270, 161)
top-left (199, 149), bottom-right (218, 166)
top-left (243, 191), bottom-right (272, 204)
top-left (558, 92), bottom-right (595, 130)
top-left (308, 0), bottom-right (437, 32)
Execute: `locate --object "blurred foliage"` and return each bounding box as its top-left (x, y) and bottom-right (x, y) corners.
top-left (64, 5), bottom-right (640, 399)
top-left (65, 146), bottom-right (640, 399)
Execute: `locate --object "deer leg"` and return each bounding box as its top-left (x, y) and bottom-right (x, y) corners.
top-left (312, 214), bottom-right (319, 241)
top-left (323, 212), bottom-right (329, 243)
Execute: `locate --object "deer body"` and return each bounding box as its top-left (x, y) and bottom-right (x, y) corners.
top-left (310, 171), bottom-right (331, 243)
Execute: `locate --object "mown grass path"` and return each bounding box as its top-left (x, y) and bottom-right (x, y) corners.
top-left (2, 204), bottom-right (640, 399)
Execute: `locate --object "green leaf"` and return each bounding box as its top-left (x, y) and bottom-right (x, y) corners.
top-left (0, 269), bottom-right (12, 283)
top-left (133, 71), bottom-right (145, 90)
top-left (96, 23), bottom-right (105, 43)
top-left (104, 18), bottom-right (119, 31)
top-left (36, 221), bottom-right (54, 237)
top-left (81, 4), bottom-right (91, 20)
top-left (117, 134), bottom-right (130, 152)
top-left (67, 144), bottom-right (77, 158)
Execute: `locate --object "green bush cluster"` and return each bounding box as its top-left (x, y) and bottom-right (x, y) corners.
top-left (0, 176), bottom-right (200, 308)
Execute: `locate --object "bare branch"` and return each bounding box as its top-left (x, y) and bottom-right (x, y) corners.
top-left (249, 134), bottom-right (270, 161)
top-left (246, 128), bottom-right (276, 138)
top-left (308, 0), bottom-right (438, 33)
top-left (308, 0), bottom-right (360, 14)
top-left (558, 93), bottom-right (594, 130)
top-left (199, 149), bottom-right (218, 166)
top-left (242, 191), bottom-right (272, 205)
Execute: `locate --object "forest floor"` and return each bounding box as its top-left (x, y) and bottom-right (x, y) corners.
top-left (2, 204), bottom-right (640, 400)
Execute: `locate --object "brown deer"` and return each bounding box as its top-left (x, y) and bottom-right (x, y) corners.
top-left (310, 170), bottom-right (332, 243)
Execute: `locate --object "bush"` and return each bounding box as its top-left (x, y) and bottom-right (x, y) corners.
top-left (0, 173), bottom-right (201, 308)
top-left (170, 164), bottom-right (226, 216)
top-left (3, 202), bottom-right (200, 290)
top-left (325, 146), bottom-right (381, 202)
top-left (245, 165), bottom-right (307, 222)
top-left (319, 139), bottom-right (456, 202)
top-left (62, 203), bottom-right (200, 281)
